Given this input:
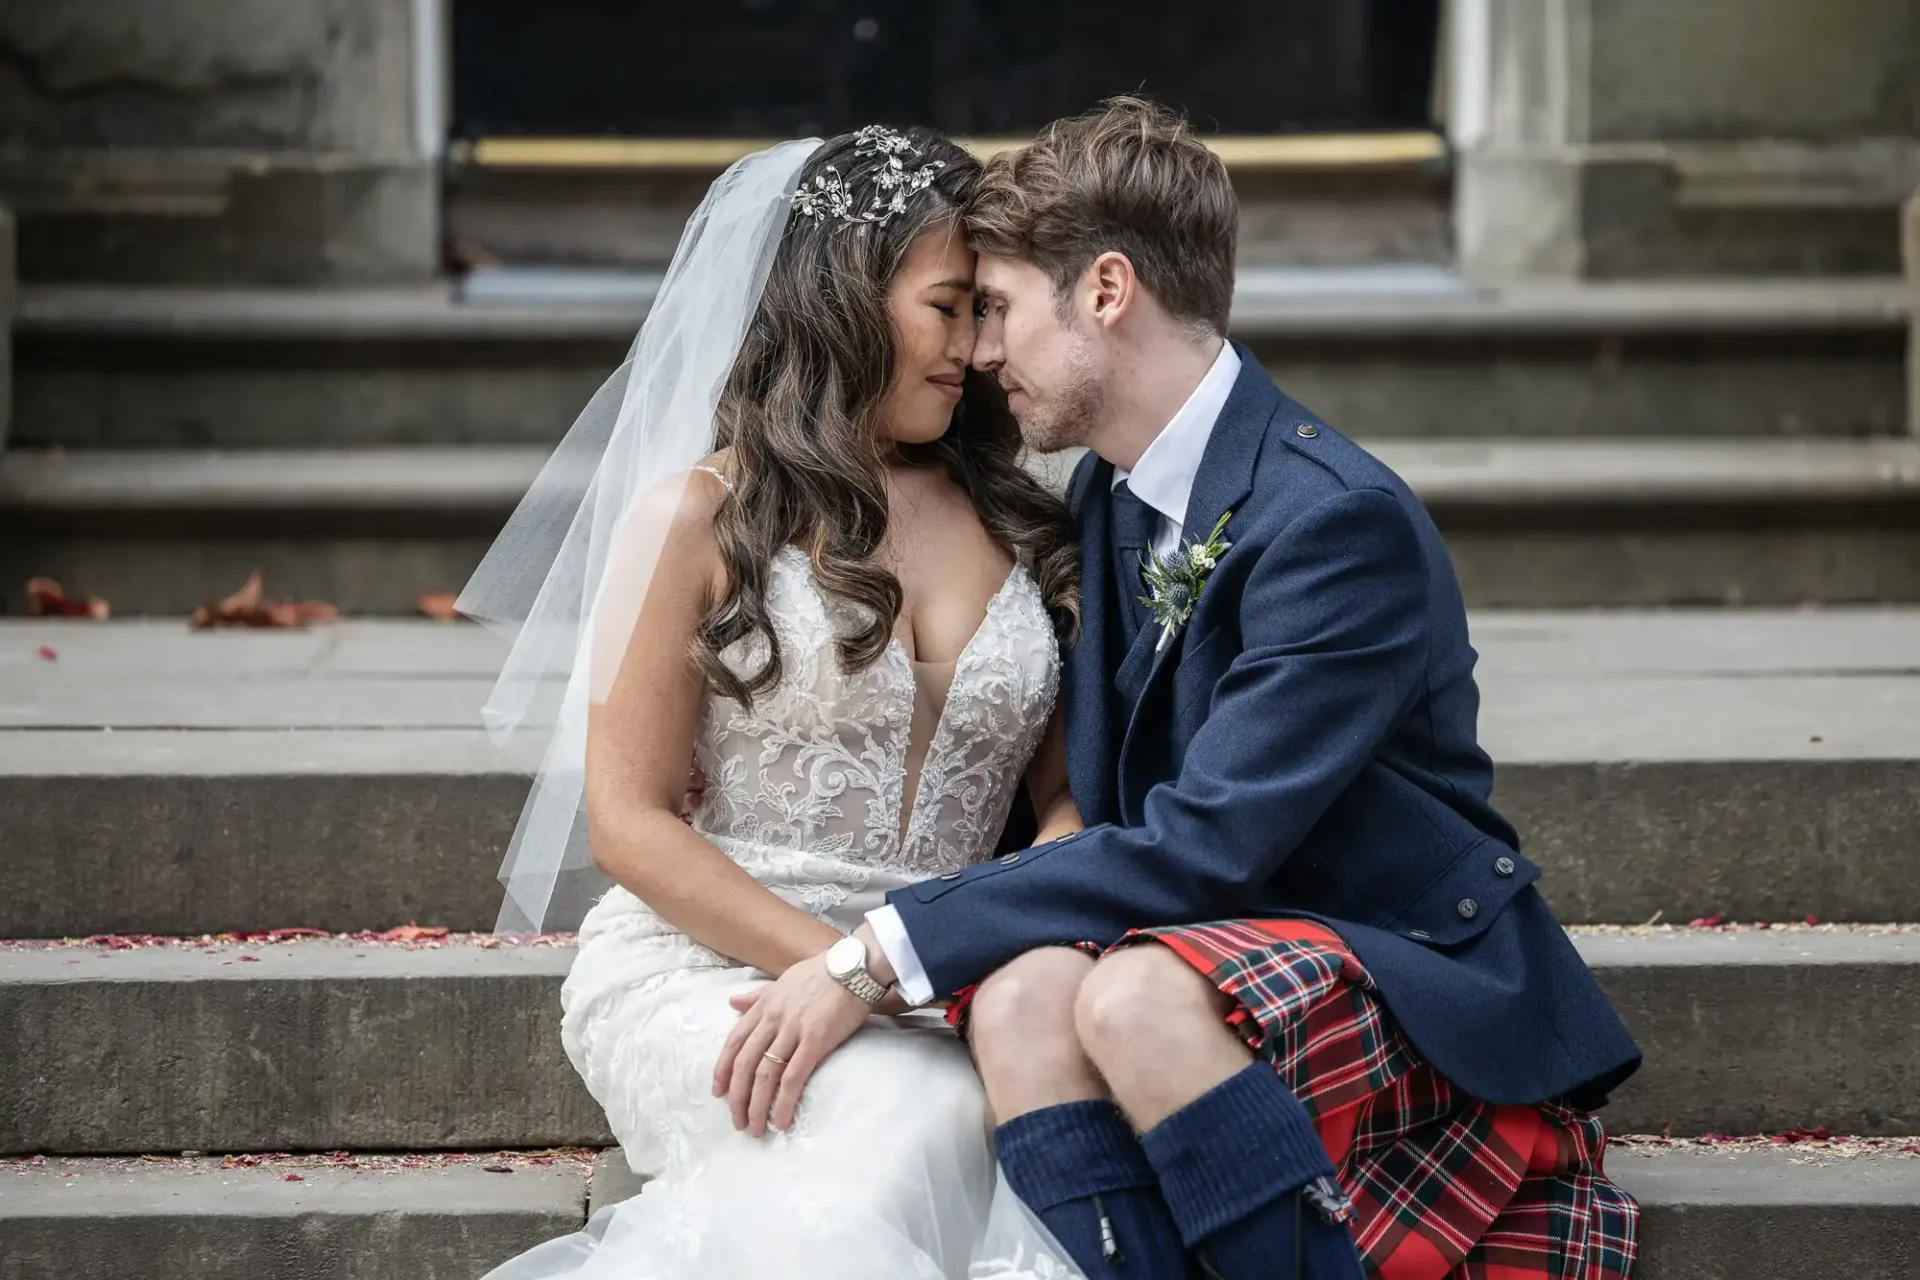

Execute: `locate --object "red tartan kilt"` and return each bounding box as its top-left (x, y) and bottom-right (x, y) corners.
top-left (953, 919), bottom-right (1638, 1280)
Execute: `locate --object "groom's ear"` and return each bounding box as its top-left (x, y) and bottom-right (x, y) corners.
top-left (1084, 250), bottom-right (1139, 331)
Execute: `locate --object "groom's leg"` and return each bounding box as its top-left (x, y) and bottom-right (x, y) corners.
top-left (1076, 946), bottom-right (1364, 1280)
top-left (970, 947), bottom-right (1105, 1119)
top-left (973, 948), bottom-right (1189, 1279)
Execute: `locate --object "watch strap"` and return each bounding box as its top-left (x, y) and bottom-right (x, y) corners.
top-left (839, 966), bottom-right (889, 1006)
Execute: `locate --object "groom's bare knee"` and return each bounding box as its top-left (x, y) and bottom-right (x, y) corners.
top-left (1074, 944), bottom-right (1250, 1130)
top-left (969, 947), bottom-right (1103, 1121)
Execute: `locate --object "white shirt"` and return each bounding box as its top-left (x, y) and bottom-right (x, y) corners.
top-left (867, 343), bottom-right (1243, 1004)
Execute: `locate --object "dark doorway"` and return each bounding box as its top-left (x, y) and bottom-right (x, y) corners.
top-left (452, 1), bottom-right (1443, 141)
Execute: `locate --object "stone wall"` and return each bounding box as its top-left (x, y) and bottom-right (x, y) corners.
top-left (1455, 0), bottom-right (1920, 282)
top-left (0, 0), bottom-right (437, 284)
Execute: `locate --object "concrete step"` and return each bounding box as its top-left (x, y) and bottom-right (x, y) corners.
top-left (10, 277), bottom-right (1907, 449)
top-left (0, 1153), bottom-right (589, 1280)
top-left (5, 612), bottom-right (1918, 938)
top-left (4, 1146), bottom-right (1917, 1280)
top-left (5, 437), bottom-right (1919, 614)
top-left (3, 930), bottom-right (1916, 1153)
top-left (445, 149), bottom-right (1455, 274)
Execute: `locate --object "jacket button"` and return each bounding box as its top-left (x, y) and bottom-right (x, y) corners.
top-left (1000, 852), bottom-right (1020, 866)
top-left (1296, 423), bottom-right (1319, 439)
top-left (1494, 856), bottom-right (1516, 878)
top-left (1456, 898), bottom-right (1479, 920)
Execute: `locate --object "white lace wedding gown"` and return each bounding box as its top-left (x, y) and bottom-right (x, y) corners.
top-left (485, 544), bottom-right (1082, 1279)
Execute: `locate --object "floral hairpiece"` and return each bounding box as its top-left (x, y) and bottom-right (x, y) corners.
top-left (790, 125), bottom-right (946, 228)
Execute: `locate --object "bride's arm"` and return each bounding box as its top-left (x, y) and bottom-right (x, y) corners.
top-left (1023, 706), bottom-right (1084, 845)
top-left (585, 473), bottom-right (841, 976)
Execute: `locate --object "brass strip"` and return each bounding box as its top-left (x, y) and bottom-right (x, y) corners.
top-left (463, 131), bottom-right (1447, 172)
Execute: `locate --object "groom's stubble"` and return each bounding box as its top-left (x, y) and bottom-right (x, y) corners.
top-left (1013, 330), bottom-right (1107, 455)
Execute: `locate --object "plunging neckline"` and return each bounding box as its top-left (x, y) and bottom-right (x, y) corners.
top-left (884, 562), bottom-right (1024, 847)
top-left (760, 544), bottom-right (1027, 854)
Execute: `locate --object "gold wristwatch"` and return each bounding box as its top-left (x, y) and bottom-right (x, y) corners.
top-left (825, 934), bottom-right (889, 1006)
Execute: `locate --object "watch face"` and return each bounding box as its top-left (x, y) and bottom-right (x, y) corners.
top-left (826, 935), bottom-right (865, 979)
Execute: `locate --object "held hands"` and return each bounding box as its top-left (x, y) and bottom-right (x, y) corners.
top-left (712, 951), bottom-right (887, 1137)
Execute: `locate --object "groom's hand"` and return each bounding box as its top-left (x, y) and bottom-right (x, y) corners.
top-left (712, 952), bottom-right (872, 1137)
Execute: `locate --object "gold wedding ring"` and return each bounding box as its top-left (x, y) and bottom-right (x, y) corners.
top-left (762, 1050), bottom-right (790, 1066)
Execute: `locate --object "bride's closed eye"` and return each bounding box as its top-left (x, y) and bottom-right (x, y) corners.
top-left (933, 303), bottom-right (963, 319)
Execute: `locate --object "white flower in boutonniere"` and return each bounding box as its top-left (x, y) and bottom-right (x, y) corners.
top-left (1139, 510), bottom-right (1233, 653)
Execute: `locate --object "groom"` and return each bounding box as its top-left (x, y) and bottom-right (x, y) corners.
top-left (724, 98), bottom-right (1642, 1279)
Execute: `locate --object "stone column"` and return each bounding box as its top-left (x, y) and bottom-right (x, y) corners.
top-left (0, 0), bottom-right (443, 285)
top-left (1906, 190), bottom-right (1920, 432)
top-left (1450, 0), bottom-right (1920, 282)
top-left (0, 203), bottom-right (12, 448)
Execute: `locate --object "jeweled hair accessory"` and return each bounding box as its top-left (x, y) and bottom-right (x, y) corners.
top-left (789, 125), bottom-right (946, 228)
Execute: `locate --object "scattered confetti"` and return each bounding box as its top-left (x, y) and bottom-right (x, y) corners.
top-left (190, 572), bottom-right (338, 631)
top-left (8, 1150), bottom-right (601, 1178)
top-left (1568, 922), bottom-right (1920, 938)
top-left (1617, 1132), bottom-right (1920, 1161)
top-left (25, 578), bottom-right (110, 620)
top-left (369, 923), bottom-right (449, 943)
top-left (0, 929), bottom-right (574, 953)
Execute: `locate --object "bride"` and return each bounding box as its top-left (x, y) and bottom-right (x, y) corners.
top-left (461, 126), bottom-right (1087, 1277)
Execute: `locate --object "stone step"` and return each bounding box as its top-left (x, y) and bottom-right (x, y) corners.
top-left (5, 436), bottom-right (1919, 614)
top-left (445, 148), bottom-right (1455, 274)
top-left (10, 276), bottom-right (1907, 450)
top-left (0, 1154), bottom-right (588, 1280)
top-left (3, 931), bottom-right (1916, 1154)
top-left (4, 1146), bottom-right (1917, 1280)
top-left (4, 611), bottom-right (1918, 938)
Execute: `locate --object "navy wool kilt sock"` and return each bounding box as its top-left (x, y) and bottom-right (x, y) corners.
top-left (995, 1099), bottom-right (1191, 1279)
top-left (1140, 1063), bottom-right (1365, 1280)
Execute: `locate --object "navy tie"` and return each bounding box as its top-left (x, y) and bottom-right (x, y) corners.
top-left (1111, 481), bottom-right (1157, 648)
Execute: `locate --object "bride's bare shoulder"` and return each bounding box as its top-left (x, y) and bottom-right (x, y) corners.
top-left (609, 459), bottom-right (736, 594)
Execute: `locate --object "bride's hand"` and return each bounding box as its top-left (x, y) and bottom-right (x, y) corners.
top-left (712, 956), bottom-right (872, 1137)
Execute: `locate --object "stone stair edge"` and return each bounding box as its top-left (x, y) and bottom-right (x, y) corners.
top-left (8, 926), bottom-right (1915, 974)
top-left (4, 1146), bottom-right (1919, 1280)
top-left (7, 439), bottom-right (1920, 513)
top-left (14, 276), bottom-right (1909, 342)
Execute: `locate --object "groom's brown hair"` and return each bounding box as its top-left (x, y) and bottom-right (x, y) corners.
top-left (965, 96), bottom-right (1237, 336)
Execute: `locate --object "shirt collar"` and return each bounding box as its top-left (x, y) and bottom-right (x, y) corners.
top-left (1111, 341), bottom-right (1242, 532)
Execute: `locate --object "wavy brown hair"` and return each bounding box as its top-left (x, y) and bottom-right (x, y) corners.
top-left (697, 127), bottom-right (1080, 706)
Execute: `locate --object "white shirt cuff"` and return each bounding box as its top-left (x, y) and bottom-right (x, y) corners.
top-left (866, 904), bottom-right (936, 1007)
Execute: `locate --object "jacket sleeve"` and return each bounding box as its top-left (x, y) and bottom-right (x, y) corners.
top-left (885, 486), bottom-right (1431, 998)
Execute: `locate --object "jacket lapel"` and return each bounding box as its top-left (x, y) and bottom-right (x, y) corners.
top-left (1115, 348), bottom-right (1278, 797)
top-left (1063, 456), bottom-right (1121, 826)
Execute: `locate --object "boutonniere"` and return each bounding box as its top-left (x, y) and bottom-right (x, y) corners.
top-left (1139, 511), bottom-right (1232, 653)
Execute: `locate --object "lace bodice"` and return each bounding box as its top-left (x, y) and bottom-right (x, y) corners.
top-left (578, 543), bottom-right (1060, 947)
